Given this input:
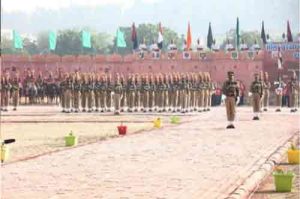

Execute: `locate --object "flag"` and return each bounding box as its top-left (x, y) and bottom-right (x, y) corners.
top-left (186, 22), bottom-right (192, 50)
top-left (49, 31), bottom-right (57, 50)
top-left (287, 20), bottom-right (293, 42)
top-left (82, 31), bottom-right (91, 48)
top-left (158, 22), bottom-right (163, 49)
top-left (236, 17), bottom-right (240, 50)
top-left (277, 47), bottom-right (283, 69)
top-left (260, 21), bottom-right (267, 45)
top-left (13, 30), bottom-right (23, 49)
top-left (131, 23), bottom-right (138, 50)
top-left (207, 22), bottom-right (213, 49)
top-left (116, 29), bottom-right (126, 48)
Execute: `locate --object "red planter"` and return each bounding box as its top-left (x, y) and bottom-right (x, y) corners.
top-left (118, 125), bottom-right (127, 135)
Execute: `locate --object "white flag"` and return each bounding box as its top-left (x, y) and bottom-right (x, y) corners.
top-left (157, 22), bottom-right (163, 49)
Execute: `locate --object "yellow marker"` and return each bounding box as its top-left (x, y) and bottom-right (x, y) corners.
top-left (153, 118), bottom-right (162, 128)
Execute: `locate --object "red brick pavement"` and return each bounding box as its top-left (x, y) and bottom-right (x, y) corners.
top-left (1, 107), bottom-right (299, 199)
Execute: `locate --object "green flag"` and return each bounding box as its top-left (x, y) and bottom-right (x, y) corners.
top-left (49, 31), bottom-right (57, 50)
top-left (116, 29), bottom-right (126, 48)
top-left (236, 17), bottom-right (240, 50)
top-left (82, 31), bottom-right (91, 48)
top-left (207, 22), bottom-right (213, 49)
top-left (13, 30), bottom-right (23, 49)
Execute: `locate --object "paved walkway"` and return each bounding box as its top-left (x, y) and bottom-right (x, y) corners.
top-left (1, 107), bottom-right (299, 199)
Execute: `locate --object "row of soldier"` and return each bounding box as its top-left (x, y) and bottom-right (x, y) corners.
top-left (0, 71), bottom-right (216, 114)
top-left (59, 72), bottom-right (215, 114)
top-left (1, 69), bottom-right (298, 116)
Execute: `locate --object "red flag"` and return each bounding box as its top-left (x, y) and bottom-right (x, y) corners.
top-left (186, 22), bottom-right (192, 50)
top-left (277, 47), bottom-right (283, 69)
top-left (287, 20), bottom-right (293, 42)
top-left (131, 22), bottom-right (138, 50)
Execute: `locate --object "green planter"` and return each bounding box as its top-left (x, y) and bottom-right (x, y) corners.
top-left (65, 133), bottom-right (78, 147)
top-left (170, 116), bottom-right (180, 124)
top-left (273, 172), bottom-right (294, 192)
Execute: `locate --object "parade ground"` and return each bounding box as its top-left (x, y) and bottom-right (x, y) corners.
top-left (0, 106), bottom-right (299, 199)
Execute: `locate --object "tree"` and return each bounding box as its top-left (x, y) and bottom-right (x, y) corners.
top-left (1, 35), bottom-right (39, 55)
top-left (52, 29), bottom-right (114, 56)
top-left (0, 35), bottom-right (14, 54)
top-left (23, 38), bottom-right (39, 55)
top-left (220, 29), bottom-right (262, 49)
top-left (36, 31), bottom-right (49, 54)
top-left (55, 29), bottom-right (82, 55)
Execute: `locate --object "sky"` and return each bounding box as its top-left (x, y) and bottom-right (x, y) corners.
top-left (1, 0), bottom-right (299, 38)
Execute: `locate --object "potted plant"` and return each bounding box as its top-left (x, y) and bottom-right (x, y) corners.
top-left (118, 122), bottom-right (127, 135)
top-left (170, 116), bottom-right (180, 124)
top-left (65, 131), bottom-right (78, 147)
top-left (273, 166), bottom-right (294, 192)
top-left (287, 143), bottom-right (300, 164)
top-left (153, 118), bottom-right (162, 128)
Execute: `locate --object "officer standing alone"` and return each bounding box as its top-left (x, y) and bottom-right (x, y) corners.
top-left (222, 71), bottom-right (239, 129)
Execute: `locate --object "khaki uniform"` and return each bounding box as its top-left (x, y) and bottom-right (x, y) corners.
top-left (94, 81), bottom-right (100, 111)
top-left (157, 82), bottom-right (167, 111)
top-left (81, 83), bottom-right (89, 111)
top-left (64, 80), bottom-right (73, 111)
top-left (170, 81), bottom-right (179, 112)
top-left (87, 82), bottom-right (94, 111)
top-left (73, 81), bottom-right (81, 111)
top-left (190, 81), bottom-right (197, 110)
top-left (149, 82), bottom-right (156, 111)
top-left (274, 80), bottom-right (285, 111)
top-left (262, 81), bottom-right (271, 109)
top-left (222, 80), bottom-right (239, 122)
top-left (163, 81), bottom-right (169, 111)
top-left (186, 81), bottom-right (192, 111)
top-left (134, 81), bottom-right (141, 111)
top-left (179, 79), bottom-right (189, 112)
top-left (11, 79), bottom-right (20, 110)
top-left (59, 80), bottom-right (66, 111)
top-left (203, 82), bottom-right (210, 110)
top-left (106, 82), bottom-right (113, 111)
top-left (154, 80), bottom-right (160, 110)
top-left (250, 80), bottom-right (263, 113)
top-left (141, 81), bottom-right (150, 111)
top-left (197, 82), bottom-right (205, 111)
top-left (208, 82), bottom-right (215, 109)
top-left (288, 79), bottom-right (299, 110)
top-left (120, 81), bottom-right (127, 111)
top-left (127, 81), bottom-right (136, 111)
top-left (99, 81), bottom-right (107, 111)
top-left (114, 82), bottom-right (123, 114)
